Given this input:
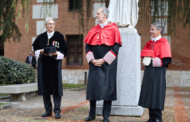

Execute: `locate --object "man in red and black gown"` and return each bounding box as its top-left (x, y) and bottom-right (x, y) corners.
top-left (84, 7), bottom-right (122, 122)
top-left (138, 22), bottom-right (172, 122)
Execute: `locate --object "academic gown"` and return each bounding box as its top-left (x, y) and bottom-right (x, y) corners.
top-left (84, 23), bottom-right (122, 101)
top-left (32, 31), bottom-right (68, 96)
top-left (138, 37), bottom-right (172, 110)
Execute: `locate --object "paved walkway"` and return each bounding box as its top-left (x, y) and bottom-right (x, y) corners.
top-left (0, 87), bottom-right (190, 122)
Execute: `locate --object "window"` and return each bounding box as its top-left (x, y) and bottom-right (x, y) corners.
top-left (69, 0), bottom-right (82, 11)
top-left (66, 35), bottom-right (83, 65)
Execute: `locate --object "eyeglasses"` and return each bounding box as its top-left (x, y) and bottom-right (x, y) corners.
top-left (150, 29), bottom-right (159, 31)
top-left (150, 29), bottom-right (156, 31)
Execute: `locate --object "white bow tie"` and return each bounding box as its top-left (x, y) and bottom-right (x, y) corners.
top-left (99, 24), bottom-right (105, 28)
top-left (151, 38), bottom-right (156, 42)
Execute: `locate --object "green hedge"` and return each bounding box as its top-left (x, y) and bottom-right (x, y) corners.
top-left (0, 56), bottom-right (35, 84)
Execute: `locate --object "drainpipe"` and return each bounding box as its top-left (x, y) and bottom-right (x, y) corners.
top-left (84, 71), bottom-right (87, 85)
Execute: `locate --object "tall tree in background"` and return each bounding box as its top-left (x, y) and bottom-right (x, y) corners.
top-left (0, 0), bottom-right (30, 43)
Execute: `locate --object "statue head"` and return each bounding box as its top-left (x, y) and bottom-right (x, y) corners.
top-left (44, 17), bottom-right (55, 33)
top-left (96, 7), bottom-right (109, 23)
top-left (150, 22), bottom-right (164, 38)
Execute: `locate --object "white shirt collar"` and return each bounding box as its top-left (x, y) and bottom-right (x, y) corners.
top-left (99, 21), bottom-right (108, 28)
top-left (151, 36), bottom-right (161, 42)
top-left (47, 31), bottom-right (55, 38)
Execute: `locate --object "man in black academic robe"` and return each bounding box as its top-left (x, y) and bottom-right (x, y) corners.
top-left (25, 51), bottom-right (36, 68)
top-left (32, 18), bottom-right (68, 119)
top-left (84, 7), bottom-right (122, 122)
top-left (138, 22), bottom-right (172, 122)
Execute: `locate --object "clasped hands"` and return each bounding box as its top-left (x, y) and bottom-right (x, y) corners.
top-left (91, 59), bottom-right (105, 67)
top-left (40, 49), bottom-right (57, 56)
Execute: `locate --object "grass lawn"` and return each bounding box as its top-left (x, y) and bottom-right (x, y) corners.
top-left (0, 103), bottom-right (8, 106)
top-left (0, 84), bottom-right (15, 86)
top-left (0, 93), bottom-right (10, 97)
top-left (62, 83), bottom-right (86, 89)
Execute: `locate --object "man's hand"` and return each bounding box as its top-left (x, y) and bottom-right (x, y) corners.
top-left (91, 59), bottom-right (98, 66)
top-left (52, 51), bottom-right (57, 56)
top-left (96, 59), bottom-right (105, 66)
top-left (91, 59), bottom-right (105, 67)
top-left (43, 51), bottom-right (57, 56)
top-left (40, 49), bottom-right (44, 54)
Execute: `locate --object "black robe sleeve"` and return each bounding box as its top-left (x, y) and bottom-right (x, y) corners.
top-left (85, 44), bottom-right (92, 53)
top-left (32, 36), bottom-right (44, 58)
top-left (110, 43), bottom-right (120, 56)
top-left (32, 36), bottom-right (41, 51)
top-left (85, 44), bottom-right (95, 64)
top-left (162, 57), bottom-right (172, 68)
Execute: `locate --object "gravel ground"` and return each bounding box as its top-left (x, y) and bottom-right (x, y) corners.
top-left (1, 90), bottom-right (86, 109)
top-left (0, 87), bottom-right (186, 122)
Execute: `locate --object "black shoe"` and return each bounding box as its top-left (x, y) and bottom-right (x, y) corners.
top-left (154, 118), bottom-right (162, 122)
top-left (146, 119), bottom-right (153, 122)
top-left (55, 113), bottom-right (61, 119)
top-left (103, 120), bottom-right (109, 122)
top-left (41, 112), bottom-right (52, 117)
top-left (85, 115), bottom-right (96, 121)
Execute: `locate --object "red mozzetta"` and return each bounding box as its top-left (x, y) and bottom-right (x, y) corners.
top-left (141, 37), bottom-right (172, 59)
top-left (84, 23), bottom-right (122, 46)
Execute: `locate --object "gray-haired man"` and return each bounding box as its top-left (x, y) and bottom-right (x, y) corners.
top-left (138, 22), bottom-right (172, 122)
top-left (84, 7), bottom-right (122, 122)
top-left (32, 18), bottom-right (68, 119)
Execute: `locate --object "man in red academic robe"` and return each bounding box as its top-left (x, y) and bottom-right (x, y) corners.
top-left (84, 7), bottom-right (122, 122)
top-left (138, 22), bottom-right (172, 122)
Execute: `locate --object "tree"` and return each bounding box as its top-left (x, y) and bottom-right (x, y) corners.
top-left (0, 0), bottom-right (30, 43)
top-left (139, 0), bottom-right (190, 36)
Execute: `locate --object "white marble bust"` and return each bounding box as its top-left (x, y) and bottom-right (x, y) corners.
top-left (108, 0), bottom-right (139, 28)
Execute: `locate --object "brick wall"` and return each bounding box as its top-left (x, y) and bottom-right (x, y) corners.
top-left (4, 0), bottom-right (190, 71)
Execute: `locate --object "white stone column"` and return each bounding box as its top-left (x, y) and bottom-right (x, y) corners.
top-left (96, 28), bottom-right (145, 116)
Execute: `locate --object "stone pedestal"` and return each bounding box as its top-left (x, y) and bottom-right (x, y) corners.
top-left (10, 93), bottom-right (27, 102)
top-left (96, 28), bottom-right (145, 116)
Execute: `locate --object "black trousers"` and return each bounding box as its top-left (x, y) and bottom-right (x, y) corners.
top-left (149, 108), bottom-right (162, 120)
top-left (89, 100), bottom-right (112, 120)
top-left (43, 95), bottom-right (62, 113)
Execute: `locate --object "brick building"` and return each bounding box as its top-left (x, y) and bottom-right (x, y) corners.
top-left (2, 0), bottom-right (190, 86)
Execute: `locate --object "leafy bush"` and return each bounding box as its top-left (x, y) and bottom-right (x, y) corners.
top-left (0, 56), bottom-right (35, 84)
